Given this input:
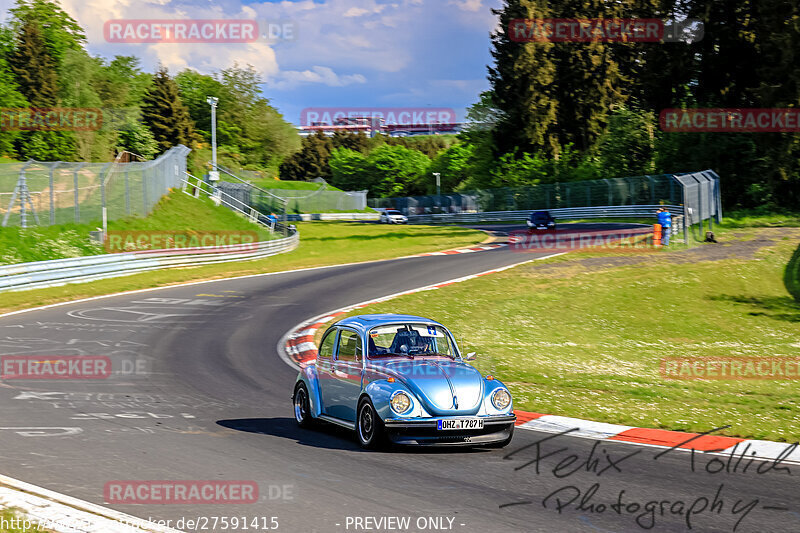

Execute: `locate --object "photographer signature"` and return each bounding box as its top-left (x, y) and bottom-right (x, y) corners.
top-left (500, 426), bottom-right (797, 531)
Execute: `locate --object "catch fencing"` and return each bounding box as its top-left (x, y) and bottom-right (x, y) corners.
top-left (215, 165), bottom-right (368, 214)
top-left (371, 171), bottom-right (721, 225)
top-left (0, 146), bottom-right (191, 228)
top-left (408, 205), bottom-right (685, 225)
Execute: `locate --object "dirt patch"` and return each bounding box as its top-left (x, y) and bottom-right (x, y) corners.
top-left (519, 227), bottom-right (800, 277)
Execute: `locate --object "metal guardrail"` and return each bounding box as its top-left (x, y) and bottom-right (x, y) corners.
top-left (0, 231), bottom-right (299, 293)
top-left (407, 205), bottom-right (683, 224)
top-left (286, 213), bottom-right (380, 221)
top-left (0, 172), bottom-right (300, 293)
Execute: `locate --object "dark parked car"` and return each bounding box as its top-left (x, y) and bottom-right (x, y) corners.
top-left (526, 210), bottom-right (556, 231)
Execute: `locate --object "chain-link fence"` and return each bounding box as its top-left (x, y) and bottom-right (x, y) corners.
top-left (369, 174), bottom-right (681, 214)
top-left (215, 165), bottom-right (368, 214)
top-left (0, 145), bottom-right (191, 228)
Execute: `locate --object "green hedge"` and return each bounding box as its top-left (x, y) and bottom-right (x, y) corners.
top-left (785, 242), bottom-right (800, 302)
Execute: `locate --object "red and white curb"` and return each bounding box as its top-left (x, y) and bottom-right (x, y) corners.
top-left (415, 243), bottom-right (505, 256)
top-left (278, 257), bottom-right (800, 466)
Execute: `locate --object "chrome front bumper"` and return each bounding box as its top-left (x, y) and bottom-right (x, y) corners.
top-left (382, 414), bottom-right (516, 446)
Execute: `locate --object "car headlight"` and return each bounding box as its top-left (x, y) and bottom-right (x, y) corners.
top-left (491, 388), bottom-right (511, 410)
top-left (390, 391), bottom-right (412, 414)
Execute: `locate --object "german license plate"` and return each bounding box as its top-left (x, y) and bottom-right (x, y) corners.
top-left (438, 418), bottom-right (484, 430)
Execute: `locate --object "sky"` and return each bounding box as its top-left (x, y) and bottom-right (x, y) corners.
top-left (0, 0), bottom-right (503, 124)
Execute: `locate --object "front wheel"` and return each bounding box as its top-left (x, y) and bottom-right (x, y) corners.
top-left (357, 397), bottom-right (385, 449)
top-left (293, 383), bottom-right (313, 428)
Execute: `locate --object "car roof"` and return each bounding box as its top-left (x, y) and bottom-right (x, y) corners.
top-left (332, 314), bottom-right (444, 335)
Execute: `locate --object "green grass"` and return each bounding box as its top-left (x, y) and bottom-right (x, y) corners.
top-left (338, 227), bottom-right (800, 442)
top-left (0, 222), bottom-right (485, 314)
top-left (0, 508), bottom-right (53, 532)
top-left (250, 179), bottom-right (343, 192)
top-left (0, 190), bottom-right (273, 265)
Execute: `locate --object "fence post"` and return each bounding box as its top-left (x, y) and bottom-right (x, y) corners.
top-left (125, 167), bottom-right (131, 215)
top-left (603, 179), bottom-right (612, 205)
top-left (73, 162), bottom-right (85, 223)
top-left (646, 175), bottom-right (655, 204)
top-left (99, 163), bottom-right (111, 235)
top-left (49, 162), bottom-right (60, 225)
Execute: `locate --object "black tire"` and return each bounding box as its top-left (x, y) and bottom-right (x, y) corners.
top-left (356, 397), bottom-right (385, 450)
top-left (293, 383), bottom-right (313, 428)
top-left (486, 425), bottom-right (514, 448)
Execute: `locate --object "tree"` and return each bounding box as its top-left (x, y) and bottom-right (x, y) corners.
top-left (9, 18), bottom-right (58, 107)
top-left (592, 106), bottom-right (657, 179)
top-left (422, 143), bottom-right (476, 194)
top-left (141, 66), bottom-right (195, 152)
top-left (329, 148), bottom-right (368, 191)
top-left (93, 56), bottom-right (152, 108)
top-left (279, 132), bottom-right (332, 181)
top-left (10, 0), bottom-right (86, 65)
top-left (488, 0), bottom-right (558, 156)
top-left (0, 51), bottom-right (28, 156)
top-left (177, 65), bottom-right (300, 170)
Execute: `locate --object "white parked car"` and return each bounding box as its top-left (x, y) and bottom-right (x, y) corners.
top-left (380, 210), bottom-right (408, 224)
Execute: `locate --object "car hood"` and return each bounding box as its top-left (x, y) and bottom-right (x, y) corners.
top-left (369, 358), bottom-right (484, 415)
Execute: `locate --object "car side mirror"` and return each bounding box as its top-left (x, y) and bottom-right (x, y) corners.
top-left (463, 352), bottom-right (477, 361)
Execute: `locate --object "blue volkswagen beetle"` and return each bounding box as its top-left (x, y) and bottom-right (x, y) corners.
top-left (292, 314), bottom-right (516, 449)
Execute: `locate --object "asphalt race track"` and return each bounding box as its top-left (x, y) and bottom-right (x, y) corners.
top-left (0, 224), bottom-right (798, 533)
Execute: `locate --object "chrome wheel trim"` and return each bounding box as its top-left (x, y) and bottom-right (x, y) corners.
top-left (294, 388), bottom-right (307, 423)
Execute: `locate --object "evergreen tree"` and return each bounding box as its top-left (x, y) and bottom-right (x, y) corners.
top-left (279, 132), bottom-right (333, 181)
top-left (0, 53), bottom-right (28, 156)
top-left (9, 18), bottom-right (58, 107)
top-left (549, 0), bottom-right (626, 152)
top-left (488, 0), bottom-right (558, 156)
top-left (10, 0), bottom-right (86, 65)
top-left (141, 66), bottom-right (195, 152)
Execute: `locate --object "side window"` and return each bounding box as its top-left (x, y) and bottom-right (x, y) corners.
top-left (336, 330), bottom-right (362, 363)
top-left (318, 330), bottom-right (337, 359)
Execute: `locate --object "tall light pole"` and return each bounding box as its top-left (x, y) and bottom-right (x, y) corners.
top-left (433, 172), bottom-right (441, 212)
top-left (206, 96), bottom-right (219, 183)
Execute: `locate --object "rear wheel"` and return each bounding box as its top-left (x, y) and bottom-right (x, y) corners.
top-left (293, 383), bottom-right (313, 428)
top-left (357, 397), bottom-right (385, 449)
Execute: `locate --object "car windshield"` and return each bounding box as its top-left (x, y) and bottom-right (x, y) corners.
top-left (367, 323), bottom-right (458, 358)
top-left (387, 211), bottom-right (402, 216)
top-left (532, 212), bottom-right (550, 222)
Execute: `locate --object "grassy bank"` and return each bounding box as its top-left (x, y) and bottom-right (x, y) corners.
top-left (337, 226), bottom-right (800, 442)
top-left (0, 190), bottom-right (273, 265)
top-left (0, 222), bottom-right (485, 315)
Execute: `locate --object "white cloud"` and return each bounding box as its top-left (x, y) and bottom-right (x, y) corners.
top-left (268, 66), bottom-right (366, 90)
top-left (448, 0), bottom-right (484, 12)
